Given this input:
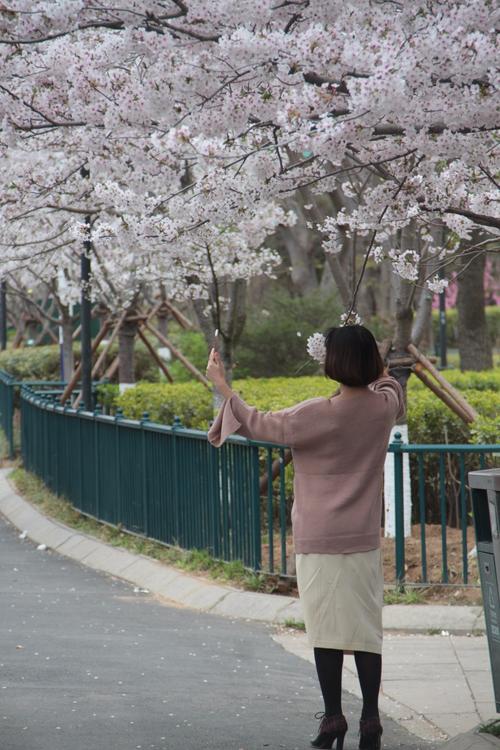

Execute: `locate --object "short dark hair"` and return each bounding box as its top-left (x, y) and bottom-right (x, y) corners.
top-left (324, 325), bottom-right (383, 386)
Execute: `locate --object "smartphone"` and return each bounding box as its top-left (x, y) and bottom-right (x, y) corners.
top-left (213, 328), bottom-right (220, 353)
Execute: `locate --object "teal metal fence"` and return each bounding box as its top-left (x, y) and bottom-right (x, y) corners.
top-left (13, 380), bottom-right (500, 586)
top-left (21, 389), bottom-right (264, 570)
top-left (0, 369), bottom-right (104, 460)
top-left (389, 433), bottom-right (499, 586)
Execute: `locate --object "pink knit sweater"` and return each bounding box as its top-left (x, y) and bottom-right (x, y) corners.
top-left (207, 376), bottom-right (405, 554)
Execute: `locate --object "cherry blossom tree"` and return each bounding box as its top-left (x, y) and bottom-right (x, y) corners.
top-left (0, 0), bottom-right (498, 383)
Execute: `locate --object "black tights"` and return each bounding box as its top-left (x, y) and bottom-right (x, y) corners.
top-left (314, 648), bottom-right (381, 720)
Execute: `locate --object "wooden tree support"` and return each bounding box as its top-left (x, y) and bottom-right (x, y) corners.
top-left (407, 343), bottom-right (478, 422)
top-left (72, 311), bottom-right (129, 408)
top-left (60, 320), bottom-right (111, 405)
top-left (412, 363), bottom-right (473, 423)
top-left (160, 300), bottom-right (194, 330)
top-left (91, 310), bottom-right (127, 378)
top-left (142, 321), bottom-right (211, 389)
top-left (137, 328), bottom-right (174, 383)
top-left (103, 355), bottom-right (119, 381)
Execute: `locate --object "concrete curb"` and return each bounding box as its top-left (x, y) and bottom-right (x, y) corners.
top-left (440, 726), bottom-right (500, 749)
top-left (0, 468), bottom-right (485, 633)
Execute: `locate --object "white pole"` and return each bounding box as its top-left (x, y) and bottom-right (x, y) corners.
top-left (384, 423), bottom-right (412, 538)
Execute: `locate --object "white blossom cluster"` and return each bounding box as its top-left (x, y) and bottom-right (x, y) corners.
top-left (0, 0), bottom-right (497, 308)
top-left (340, 311), bottom-right (363, 326)
top-left (306, 333), bottom-right (327, 365)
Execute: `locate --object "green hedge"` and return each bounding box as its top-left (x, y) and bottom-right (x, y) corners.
top-left (99, 372), bottom-right (499, 446)
top-left (0, 343), bottom-right (160, 383)
top-left (116, 381), bottom-right (213, 428)
top-left (408, 368), bottom-right (500, 392)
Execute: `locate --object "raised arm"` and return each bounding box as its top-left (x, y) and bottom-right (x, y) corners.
top-left (205, 347), bottom-right (294, 447)
top-left (368, 374), bottom-right (406, 420)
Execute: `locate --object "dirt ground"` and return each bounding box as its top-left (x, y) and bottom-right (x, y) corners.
top-left (262, 523), bottom-right (482, 605)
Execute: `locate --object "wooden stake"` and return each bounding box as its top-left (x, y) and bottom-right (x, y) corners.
top-left (92, 310), bottom-right (127, 378)
top-left (408, 343), bottom-right (478, 422)
top-left (103, 355), bottom-right (119, 381)
top-left (137, 328), bottom-right (174, 383)
top-left (60, 320), bottom-right (111, 404)
top-left (161, 301), bottom-right (194, 330)
top-left (143, 321), bottom-right (211, 389)
top-left (413, 364), bottom-right (473, 424)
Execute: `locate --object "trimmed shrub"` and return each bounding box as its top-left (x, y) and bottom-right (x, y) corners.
top-left (408, 368), bottom-right (500, 393)
top-left (116, 381), bottom-right (212, 428)
top-left (0, 342), bottom-right (160, 383)
top-left (106, 373), bottom-right (499, 446)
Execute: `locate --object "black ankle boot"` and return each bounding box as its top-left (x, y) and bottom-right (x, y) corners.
top-left (311, 712), bottom-right (348, 750)
top-left (359, 716), bottom-right (383, 750)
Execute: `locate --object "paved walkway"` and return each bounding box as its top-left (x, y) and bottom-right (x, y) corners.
top-left (1, 468), bottom-right (498, 749)
top-left (274, 630), bottom-right (496, 740)
top-left (1, 508), bottom-right (437, 750)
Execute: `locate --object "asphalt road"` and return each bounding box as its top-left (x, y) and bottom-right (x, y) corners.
top-left (0, 514), bottom-right (441, 750)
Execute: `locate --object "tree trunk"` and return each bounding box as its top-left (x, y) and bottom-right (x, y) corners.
top-left (278, 201), bottom-right (318, 295)
top-left (456, 245), bottom-right (493, 371)
top-left (191, 278), bottom-right (248, 410)
top-left (118, 313), bottom-right (137, 390)
top-left (61, 318), bottom-right (74, 381)
top-left (157, 311), bottom-right (169, 338)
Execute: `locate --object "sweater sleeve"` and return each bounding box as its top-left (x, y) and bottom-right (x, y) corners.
top-left (207, 392), bottom-right (294, 448)
top-left (369, 375), bottom-right (406, 421)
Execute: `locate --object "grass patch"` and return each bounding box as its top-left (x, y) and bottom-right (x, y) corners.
top-left (383, 587), bottom-right (426, 605)
top-left (479, 719), bottom-right (500, 736)
top-left (9, 468), bottom-right (269, 593)
top-left (283, 619), bottom-right (306, 631)
top-left (0, 428), bottom-right (10, 462)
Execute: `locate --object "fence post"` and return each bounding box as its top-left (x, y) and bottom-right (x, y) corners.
top-left (392, 431), bottom-right (405, 590)
top-left (115, 407), bottom-right (123, 524)
top-left (252, 447), bottom-right (262, 572)
top-left (141, 412), bottom-right (150, 537)
top-left (94, 405), bottom-right (102, 520)
top-left (6, 376), bottom-right (15, 459)
top-left (172, 416), bottom-right (183, 546)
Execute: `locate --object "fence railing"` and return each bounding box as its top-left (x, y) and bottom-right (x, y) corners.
top-left (0, 370), bottom-right (104, 459)
top-left (389, 434), bottom-right (499, 586)
top-left (11, 379), bottom-right (500, 586)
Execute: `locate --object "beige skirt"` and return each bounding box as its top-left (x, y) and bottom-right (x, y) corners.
top-left (296, 548), bottom-right (384, 655)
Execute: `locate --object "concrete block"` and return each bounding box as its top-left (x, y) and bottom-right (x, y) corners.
top-left (4, 504), bottom-right (38, 529)
top-left (381, 678), bottom-right (476, 715)
top-left (61, 536), bottom-right (102, 562)
top-left (80, 546), bottom-right (139, 577)
top-left (425, 713), bottom-right (482, 739)
top-left (383, 604), bottom-right (482, 633)
top-left (56, 533), bottom-right (89, 556)
top-left (274, 598), bottom-right (304, 624)
top-left (118, 558), bottom-right (178, 589)
top-left (182, 583), bottom-right (231, 611)
top-left (155, 572), bottom-right (206, 604)
top-left (29, 524), bottom-right (74, 550)
top-left (211, 590), bottom-right (292, 622)
top-left (0, 493), bottom-right (24, 514)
